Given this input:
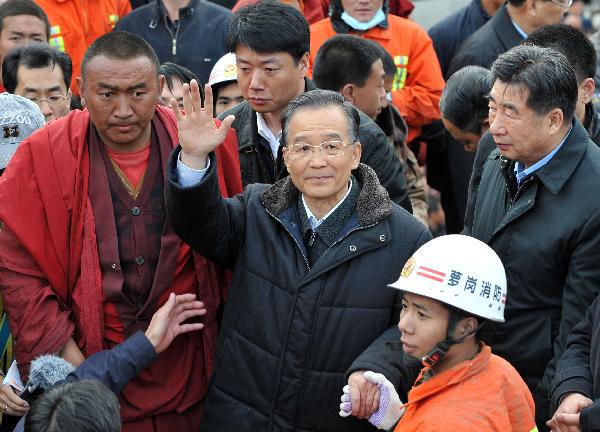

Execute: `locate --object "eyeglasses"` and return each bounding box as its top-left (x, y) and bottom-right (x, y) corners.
top-left (547, 0), bottom-right (572, 8)
top-left (27, 95), bottom-right (69, 106)
top-left (287, 140), bottom-right (350, 159)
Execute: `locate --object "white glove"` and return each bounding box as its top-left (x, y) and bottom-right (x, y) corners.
top-left (339, 384), bottom-right (352, 417)
top-left (339, 371), bottom-right (405, 430)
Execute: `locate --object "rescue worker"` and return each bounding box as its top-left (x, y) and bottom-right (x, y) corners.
top-left (207, 53), bottom-right (244, 117)
top-left (339, 234), bottom-right (538, 431)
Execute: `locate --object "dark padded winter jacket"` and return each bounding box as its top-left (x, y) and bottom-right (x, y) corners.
top-left (166, 152), bottom-right (430, 432)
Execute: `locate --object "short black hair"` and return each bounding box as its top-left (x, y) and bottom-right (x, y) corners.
top-left (491, 44), bottom-right (578, 122)
top-left (2, 43), bottom-right (72, 93)
top-left (25, 380), bottom-right (120, 432)
top-left (0, 0), bottom-right (50, 40)
top-left (227, 1), bottom-right (309, 63)
top-left (525, 24), bottom-right (596, 83)
top-left (81, 31), bottom-right (160, 78)
top-left (507, 0), bottom-right (526, 5)
top-left (281, 89), bottom-right (360, 146)
top-left (440, 66), bottom-right (491, 135)
top-left (159, 61), bottom-right (203, 101)
top-left (313, 35), bottom-right (382, 91)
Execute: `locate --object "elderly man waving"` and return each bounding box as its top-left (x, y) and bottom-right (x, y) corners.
top-left (165, 84), bottom-right (430, 432)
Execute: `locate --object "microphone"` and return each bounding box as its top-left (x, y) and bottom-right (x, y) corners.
top-left (20, 355), bottom-right (75, 400)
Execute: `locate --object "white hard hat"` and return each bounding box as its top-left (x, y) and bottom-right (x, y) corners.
top-left (208, 53), bottom-right (237, 87)
top-left (389, 235), bottom-right (506, 323)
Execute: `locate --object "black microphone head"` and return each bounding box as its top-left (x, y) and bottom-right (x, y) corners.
top-left (28, 355), bottom-right (76, 391)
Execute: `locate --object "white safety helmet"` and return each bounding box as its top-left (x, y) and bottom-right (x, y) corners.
top-left (389, 234), bottom-right (506, 323)
top-left (208, 53), bottom-right (238, 87)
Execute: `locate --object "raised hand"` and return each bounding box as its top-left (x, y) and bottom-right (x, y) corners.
top-left (172, 80), bottom-right (235, 170)
top-left (144, 293), bottom-right (207, 354)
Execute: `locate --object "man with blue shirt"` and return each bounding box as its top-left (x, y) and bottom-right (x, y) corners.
top-left (464, 44), bottom-right (600, 432)
top-left (434, 0), bottom-right (568, 234)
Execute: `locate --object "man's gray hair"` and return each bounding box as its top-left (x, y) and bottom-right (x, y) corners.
top-left (281, 89), bottom-right (361, 146)
top-left (25, 380), bottom-right (121, 432)
top-left (491, 44), bottom-right (578, 122)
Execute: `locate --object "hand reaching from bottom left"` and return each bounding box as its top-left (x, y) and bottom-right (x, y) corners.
top-left (340, 371), bottom-right (405, 430)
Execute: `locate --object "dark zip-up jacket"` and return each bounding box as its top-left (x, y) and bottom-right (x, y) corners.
top-left (428, 0), bottom-right (491, 77)
top-left (465, 104), bottom-right (600, 230)
top-left (447, 4), bottom-right (523, 77)
top-left (219, 79), bottom-right (413, 213)
top-left (165, 152), bottom-right (430, 432)
top-left (552, 295), bottom-right (600, 432)
top-left (464, 119), bottom-right (600, 427)
top-left (115, 0), bottom-right (230, 85)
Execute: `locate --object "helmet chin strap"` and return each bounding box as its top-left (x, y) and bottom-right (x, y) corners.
top-left (420, 322), bottom-right (485, 369)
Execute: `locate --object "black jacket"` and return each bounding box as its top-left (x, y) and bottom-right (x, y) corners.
top-left (465, 105), bottom-right (600, 230)
top-left (464, 120), bottom-right (600, 426)
top-left (436, 4), bottom-right (523, 233)
top-left (219, 80), bottom-right (413, 213)
top-left (114, 0), bottom-right (230, 85)
top-left (447, 4), bottom-right (523, 77)
top-left (165, 152), bottom-right (430, 432)
top-left (428, 0), bottom-right (491, 77)
top-left (552, 296), bottom-right (600, 432)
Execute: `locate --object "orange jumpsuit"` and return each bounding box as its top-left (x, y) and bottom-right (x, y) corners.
top-left (309, 15), bottom-right (444, 143)
top-left (34, 0), bottom-right (131, 93)
top-left (396, 344), bottom-right (538, 432)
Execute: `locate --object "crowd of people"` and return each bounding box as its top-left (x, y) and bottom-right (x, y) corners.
top-left (0, 0), bottom-right (598, 431)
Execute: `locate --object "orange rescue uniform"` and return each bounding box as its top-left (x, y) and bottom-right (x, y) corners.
top-left (309, 15), bottom-right (444, 143)
top-left (396, 344), bottom-right (538, 432)
top-left (34, 0), bottom-right (131, 94)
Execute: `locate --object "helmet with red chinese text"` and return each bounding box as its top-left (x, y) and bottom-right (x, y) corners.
top-left (388, 235), bottom-right (506, 368)
top-left (389, 234), bottom-right (506, 323)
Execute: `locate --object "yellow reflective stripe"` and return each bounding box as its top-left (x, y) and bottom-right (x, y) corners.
top-left (392, 55), bottom-right (409, 91)
top-left (530, 427), bottom-right (539, 432)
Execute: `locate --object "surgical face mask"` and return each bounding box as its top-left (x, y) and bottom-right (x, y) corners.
top-left (340, 7), bottom-right (386, 31)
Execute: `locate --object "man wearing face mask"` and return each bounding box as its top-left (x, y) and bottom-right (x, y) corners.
top-left (308, 0), bottom-right (444, 144)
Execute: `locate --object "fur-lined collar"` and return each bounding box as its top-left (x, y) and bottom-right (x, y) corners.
top-left (260, 163), bottom-right (392, 227)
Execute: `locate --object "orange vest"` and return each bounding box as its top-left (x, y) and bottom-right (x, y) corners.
top-left (309, 16), bottom-right (444, 143)
top-left (395, 344), bottom-right (538, 432)
top-left (34, 0), bottom-right (131, 94)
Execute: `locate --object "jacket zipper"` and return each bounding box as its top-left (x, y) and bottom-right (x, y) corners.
top-left (508, 176), bottom-right (535, 210)
top-left (162, 13), bottom-right (180, 56)
top-left (264, 207), bottom-right (311, 269)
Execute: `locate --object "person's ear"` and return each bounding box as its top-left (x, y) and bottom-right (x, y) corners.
top-left (76, 77), bottom-right (85, 107)
top-left (527, 0), bottom-right (538, 16)
top-left (547, 108), bottom-right (564, 136)
top-left (282, 145), bottom-right (290, 168)
top-left (351, 142), bottom-right (361, 169)
top-left (341, 84), bottom-right (355, 104)
top-left (158, 74), bottom-right (166, 101)
top-left (580, 77), bottom-right (595, 105)
top-left (299, 52), bottom-right (309, 78)
top-left (457, 316), bottom-right (478, 337)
